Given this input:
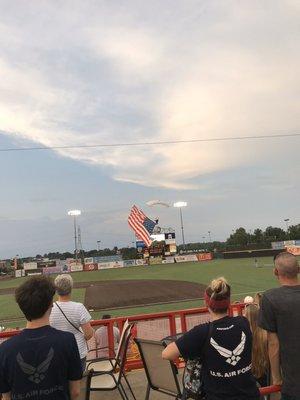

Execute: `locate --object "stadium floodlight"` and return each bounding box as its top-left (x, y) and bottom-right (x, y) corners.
top-left (173, 201), bottom-right (187, 208)
top-left (173, 202), bottom-right (188, 251)
top-left (68, 209), bottom-right (81, 216)
top-left (67, 209), bottom-right (81, 260)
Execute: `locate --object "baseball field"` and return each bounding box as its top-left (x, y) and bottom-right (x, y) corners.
top-left (0, 257), bottom-right (279, 328)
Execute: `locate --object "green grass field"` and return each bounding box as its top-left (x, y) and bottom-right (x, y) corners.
top-left (0, 257), bottom-right (279, 328)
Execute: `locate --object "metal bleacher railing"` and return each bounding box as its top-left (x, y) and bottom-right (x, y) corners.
top-left (0, 303), bottom-right (281, 397)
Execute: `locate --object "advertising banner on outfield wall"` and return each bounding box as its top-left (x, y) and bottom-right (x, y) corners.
top-left (98, 262), bottom-right (112, 269)
top-left (149, 257), bottom-right (163, 265)
top-left (286, 246), bottom-right (300, 255)
top-left (175, 254), bottom-right (198, 263)
top-left (43, 265), bottom-right (67, 275)
top-left (162, 257), bottom-right (175, 264)
top-left (110, 261), bottom-right (124, 268)
top-left (23, 262), bottom-right (38, 270)
top-left (271, 241), bottom-right (285, 250)
top-left (135, 259), bottom-right (146, 265)
top-left (284, 240), bottom-right (296, 246)
top-left (83, 263), bottom-right (98, 271)
top-left (197, 253), bottom-right (213, 261)
top-left (15, 270), bottom-right (22, 278)
top-left (70, 264), bottom-right (83, 272)
top-left (123, 260), bottom-right (136, 267)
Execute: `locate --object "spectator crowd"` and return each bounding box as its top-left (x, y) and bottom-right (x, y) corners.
top-left (0, 252), bottom-right (299, 399)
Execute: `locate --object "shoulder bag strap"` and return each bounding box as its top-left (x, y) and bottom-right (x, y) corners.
top-left (55, 302), bottom-right (82, 333)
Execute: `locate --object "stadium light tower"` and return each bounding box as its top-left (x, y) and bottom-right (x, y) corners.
top-left (67, 210), bottom-right (81, 261)
top-left (284, 218), bottom-right (290, 231)
top-left (173, 202), bottom-right (187, 251)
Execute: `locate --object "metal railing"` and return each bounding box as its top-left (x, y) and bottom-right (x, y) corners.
top-left (0, 303), bottom-right (281, 396)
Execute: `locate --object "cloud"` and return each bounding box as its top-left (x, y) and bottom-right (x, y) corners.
top-left (0, 1), bottom-right (299, 189)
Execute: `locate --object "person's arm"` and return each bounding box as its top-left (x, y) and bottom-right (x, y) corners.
top-left (2, 393), bottom-right (11, 400)
top-left (79, 305), bottom-right (94, 340)
top-left (267, 332), bottom-right (282, 385)
top-left (80, 322), bottom-right (94, 341)
top-left (162, 342), bottom-right (180, 360)
top-left (69, 380), bottom-right (80, 399)
top-left (162, 324), bottom-right (208, 361)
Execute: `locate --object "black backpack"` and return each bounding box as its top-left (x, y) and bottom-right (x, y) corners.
top-left (182, 323), bottom-right (213, 399)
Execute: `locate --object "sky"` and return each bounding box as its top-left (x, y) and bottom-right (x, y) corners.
top-left (0, 0), bottom-right (299, 258)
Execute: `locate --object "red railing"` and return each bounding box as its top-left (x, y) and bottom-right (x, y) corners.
top-left (0, 304), bottom-right (281, 396)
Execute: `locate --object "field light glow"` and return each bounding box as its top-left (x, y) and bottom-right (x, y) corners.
top-left (67, 210), bottom-right (81, 216)
top-left (173, 202), bottom-right (187, 208)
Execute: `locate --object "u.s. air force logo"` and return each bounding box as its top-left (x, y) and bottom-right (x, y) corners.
top-left (17, 348), bottom-right (54, 384)
top-left (210, 332), bottom-right (246, 366)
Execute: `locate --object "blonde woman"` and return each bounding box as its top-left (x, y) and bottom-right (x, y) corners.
top-left (244, 304), bottom-right (269, 387)
top-left (163, 277), bottom-right (259, 400)
top-left (50, 274), bottom-right (94, 371)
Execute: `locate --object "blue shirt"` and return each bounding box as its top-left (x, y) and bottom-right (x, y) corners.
top-left (0, 325), bottom-right (82, 399)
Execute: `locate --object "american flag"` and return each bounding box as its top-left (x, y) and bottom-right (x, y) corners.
top-left (128, 205), bottom-right (156, 247)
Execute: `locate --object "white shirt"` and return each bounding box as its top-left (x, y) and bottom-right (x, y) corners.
top-left (50, 301), bottom-right (91, 359)
top-left (95, 326), bottom-right (120, 357)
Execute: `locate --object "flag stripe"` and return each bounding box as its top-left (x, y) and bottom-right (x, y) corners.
top-left (128, 205), bottom-right (153, 247)
top-left (128, 216), bottom-right (151, 246)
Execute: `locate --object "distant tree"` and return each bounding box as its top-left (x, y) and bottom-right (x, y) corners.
top-left (120, 247), bottom-right (138, 260)
top-left (287, 224), bottom-right (300, 240)
top-left (253, 228), bottom-right (264, 243)
top-left (264, 226), bottom-right (286, 242)
top-left (227, 227), bottom-right (249, 246)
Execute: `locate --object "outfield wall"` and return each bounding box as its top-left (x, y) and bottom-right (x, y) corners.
top-left (223, 248), bottom-right (284, 259)
top-left (16, 253), bottom-right (214, 278)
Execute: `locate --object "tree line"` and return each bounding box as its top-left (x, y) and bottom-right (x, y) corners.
top-left (4, 224), bottom-right (300, 265)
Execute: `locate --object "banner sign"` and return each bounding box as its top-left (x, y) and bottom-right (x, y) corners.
top-left (149, 257), bottom-right (162, 265)
top-left (70, 264), bottom-right (83, 272)
top-left (162, 257), bottom-right (175, 264)
top-left (84, 257), bottom-right (94, 264)
top-left (23, 262), bottom-right (38, 270)
top-left (110, 261), bottom-right (124, 268)
top-left (15, 270), bottom-right (22, 278)
top-left (43, 266), bottom-right (65, 275)
top-left (135, 259), bottom-right (146, 265)
top-left (271, 241), bottom-right (285, 250)
top-left (94, 255), bottom-right (122, 263)
top-left (197, 253), bottom-right (213, 261)
top-left (123, 260), bottom-right (136, 267)
top-left (98, 262), bottom-right (112, 269)
top-left (286, 246), bottom-right (300, 256)
top-left (83, 263), bottom-right (98, 271)
top-left (175, 255), bottom-right (198, 263)
top-left (284, 240), bottom-right (296, 246)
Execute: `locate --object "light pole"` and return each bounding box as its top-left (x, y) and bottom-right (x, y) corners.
top-left (97, 240), bottom-right (101, 252)
top-left (208, 231), bottom-right (211, 242)
top-left (284, 218), bottom-right (290, 231)
top-left (67, 210), bottom-right (81, 261)
top-left (284, 218), bottom-right (290, 239)
top-left (173, 202), bottom-right (187, 251)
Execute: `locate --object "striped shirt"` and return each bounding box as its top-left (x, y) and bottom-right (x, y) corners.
top-left (50, 301), bottom-right (91, 359)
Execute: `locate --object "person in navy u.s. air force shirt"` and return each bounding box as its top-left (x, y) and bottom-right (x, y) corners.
top-left (163, 277), bottom-right (259, 400)
top-left (0, 276), bottom-right (82, 400)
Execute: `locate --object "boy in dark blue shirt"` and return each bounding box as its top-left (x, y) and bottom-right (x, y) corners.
top-left (0, 276), bottom-right (82, 400)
